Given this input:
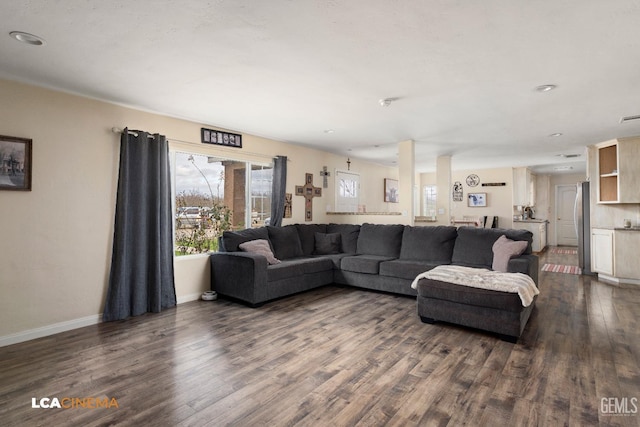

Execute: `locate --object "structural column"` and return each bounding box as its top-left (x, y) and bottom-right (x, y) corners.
top-left (398, 139), bottom-right (415, 225)
top-left (436, 155), bottom-right (451, 225)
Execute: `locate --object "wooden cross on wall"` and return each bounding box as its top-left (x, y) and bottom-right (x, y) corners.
top-left (295, 173), bottom-right (322, 221)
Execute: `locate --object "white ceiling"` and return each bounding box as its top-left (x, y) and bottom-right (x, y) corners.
top-left (2, 1), bottom-right (640, 174)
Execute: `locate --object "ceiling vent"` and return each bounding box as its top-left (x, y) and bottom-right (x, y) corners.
top-left (557, 153), bottom-right (581, 158)
top-left (620, 114), bottom-right (640, 123)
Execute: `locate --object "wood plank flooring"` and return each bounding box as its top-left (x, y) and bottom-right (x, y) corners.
top-left (1, 249), bottom-right (639, 426)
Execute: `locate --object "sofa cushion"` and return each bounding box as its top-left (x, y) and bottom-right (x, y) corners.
top-left (399, 226), bottom-right (458, 262)
top-left (341, 255), bottom-right (396, 274)
top-left (327, 224), bottom-right (360, 254)
top-left (266, 257), bottom-right (333, 281)
top-left (379, 260), bottom-right (442, 281)
top-left (356, 223), bottom-right (405, 257)
top-left (266, 262), bottom-right (305, 282)
top-left (268, 225), bottom-right (304, 260)
top-left (311, 253), bottom-right (351, 269)
top-left (239, 239), bottom-right (280, 265)
top-left (222, 227), bottom-right (270, 252)
top-left (451, 227), bottom-right (533, 269)
top-left (492, 235), bottom-right (528, 272)
top-left (314, 232), bottom-right (342, 255)
top-left (415, 277), bottom-right (525, 313)
top-left (295, 224), bottom-right (327, 255)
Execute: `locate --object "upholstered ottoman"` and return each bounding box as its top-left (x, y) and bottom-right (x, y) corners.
top-left (413, 265), bottom-right (539, 342)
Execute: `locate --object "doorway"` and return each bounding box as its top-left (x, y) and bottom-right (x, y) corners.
top-left (556, 184), bottom-right (577, 246)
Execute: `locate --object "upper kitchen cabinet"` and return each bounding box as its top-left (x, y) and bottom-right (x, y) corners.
top-left (596, 137), bottom-right (640, 203)
top-left (513, 167), bottom-right (535, 206)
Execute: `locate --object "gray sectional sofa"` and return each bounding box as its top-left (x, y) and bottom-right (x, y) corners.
top-left (210, 223), bottom-right (539, 341)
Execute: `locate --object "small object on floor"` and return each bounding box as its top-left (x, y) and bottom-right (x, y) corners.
top-left (202, 291), bottom-right (217, 301)
top-left (541, 263), bottom-right (581, 275)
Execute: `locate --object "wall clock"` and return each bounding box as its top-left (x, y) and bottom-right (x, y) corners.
top-left (466, 174), bottom-right (480, 187)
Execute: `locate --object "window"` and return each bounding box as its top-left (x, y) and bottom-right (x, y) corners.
top-left (423, 185), bottom-right (437, 218)
top-left (173, 152), bottom-right (272, 256)
top-left (335, 171), bottom-right (359, 212)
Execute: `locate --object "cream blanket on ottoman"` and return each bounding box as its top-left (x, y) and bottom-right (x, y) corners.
top-left (411, 265), bottom-right (540, 307)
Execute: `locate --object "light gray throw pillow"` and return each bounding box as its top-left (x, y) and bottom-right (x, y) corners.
top-left (239, 239), bottom-right (281, 265)
top-left (492, 235), bottom-right (528, 272)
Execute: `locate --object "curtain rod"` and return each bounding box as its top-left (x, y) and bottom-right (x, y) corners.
top-left (111, 127), bottom-right (284, 161)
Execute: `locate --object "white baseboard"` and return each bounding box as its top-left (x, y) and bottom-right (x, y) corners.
top-left (177, 292), bottom-right (203, 304)
top-left (598, 273), bottom-right (640, 286)
top-left (0, 314), bottom-right (102, 347)
top-left (1, 294), bottom-right (206, 347)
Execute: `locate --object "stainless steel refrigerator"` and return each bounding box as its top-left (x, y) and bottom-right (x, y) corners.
top-left (574, 181), bottom-right (593, 275)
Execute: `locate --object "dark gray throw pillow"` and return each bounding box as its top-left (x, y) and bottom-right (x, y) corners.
top-left (314, 232), bottom-right (342, 255)
top-left (267, 225), bottom-right (304, 260)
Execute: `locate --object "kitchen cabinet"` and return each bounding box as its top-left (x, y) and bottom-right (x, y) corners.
top-left (596, 138), bottom-right (640, 203)
top-left (513, 167), bottom-right (535, 207)
top-left (591, 228), bottom-right (614, 275)
top-left (514, 220), bottom-right (547, 252)
top-left (591, 228), bottom-right (640, 282)
top-left (613, 229), bottom-right (640, 280)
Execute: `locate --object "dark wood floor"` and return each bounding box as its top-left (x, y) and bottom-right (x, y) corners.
top-left (1, 249), bottom-right (639, 426)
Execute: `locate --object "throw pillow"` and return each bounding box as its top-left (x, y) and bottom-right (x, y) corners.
top-left (492, 235), bottom-right (528, 272)
top-left (222, 227), bottom-right (269, 252)
top-left (314, 232), bottom-right (342, 255)
top-left (239, 239), bottom-right (281, 265)
top-left (267, 225), bottom-right (304, 260)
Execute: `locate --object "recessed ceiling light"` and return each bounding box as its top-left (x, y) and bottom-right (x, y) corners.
top-left (9, 31), bottom-right (45, 46)
top-left (554, 166), bottom-right (574, 171)
top-left (324, 129), bottom-right (334, 134)
top-left (535, 84), bottom-right (557, 92)
top-left (549, 133), bottom-right (563, 137)
top-left (379, 97), bottom-right (399, 107)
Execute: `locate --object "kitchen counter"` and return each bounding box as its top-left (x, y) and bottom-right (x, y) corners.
top-left (513, 220), bottom-right (548, 252)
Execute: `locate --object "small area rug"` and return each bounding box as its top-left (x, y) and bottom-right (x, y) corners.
top-left (542, 263), bottom-right (581, 275)
top-left (549, 248), bottom-right (578, 255)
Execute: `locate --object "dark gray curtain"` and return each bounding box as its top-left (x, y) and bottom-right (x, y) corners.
top-left (270, 155), bottom-right (287, 227)
top-left (103, 128), bottom-right (176, 321)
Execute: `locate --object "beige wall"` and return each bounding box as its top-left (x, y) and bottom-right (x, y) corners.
top-left (419, 167), bottom-right (514, 228)
top-left (0, 79), bottom-right (398, 342)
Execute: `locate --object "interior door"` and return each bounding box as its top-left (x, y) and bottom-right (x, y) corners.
top-left (556, 184), bottom-right (577, 246)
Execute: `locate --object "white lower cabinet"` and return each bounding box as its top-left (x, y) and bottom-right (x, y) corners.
top-left (591, 228), bottom-right (614, 276)
top-left (515, 221), bottom-right (547, 252)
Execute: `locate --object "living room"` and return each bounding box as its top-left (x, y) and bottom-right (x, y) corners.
top-left (1, 1), bottom-right (640, 425)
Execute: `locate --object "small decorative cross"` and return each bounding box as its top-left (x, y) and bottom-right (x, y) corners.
top-left (319, 166), bottom-right (330, 188)
top-left (295, 173), bottom-right (322, 221)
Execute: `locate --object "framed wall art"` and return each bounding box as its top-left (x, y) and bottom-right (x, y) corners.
top-left (0, 135), bottom-right (32, 191)
top-left (468, 193), bottom-right (487, 207)
top-left (201, 127), bottom-right (242, 148)
top-left (384, 178), bottom-right (399, 203)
